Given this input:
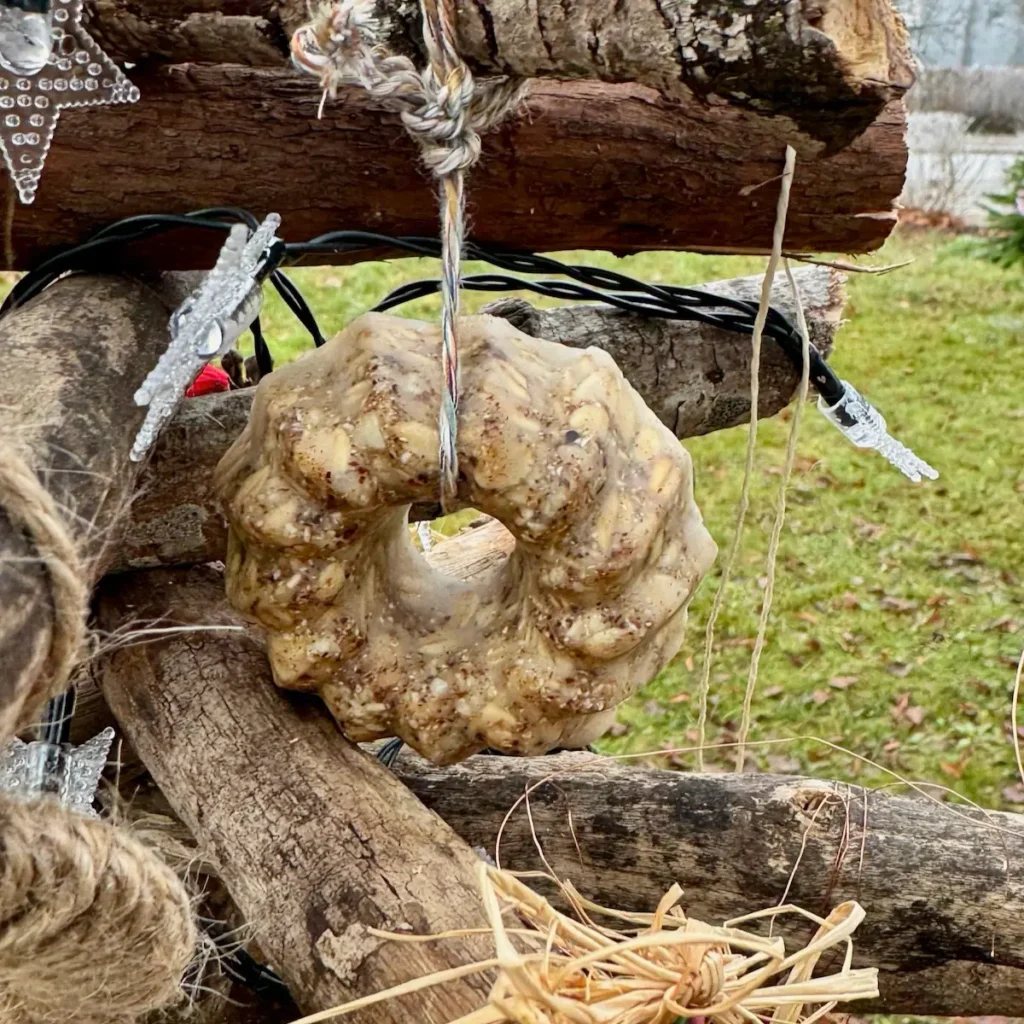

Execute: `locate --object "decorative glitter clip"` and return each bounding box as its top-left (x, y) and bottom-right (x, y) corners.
top-left (131, 213), bottom-right (282, 462)
top-left (0, 0), bottom-right (139, 204)
top-left (0, 726), bottom-right (114, 817)
top-left (818, 380), bottom-right (938, 483)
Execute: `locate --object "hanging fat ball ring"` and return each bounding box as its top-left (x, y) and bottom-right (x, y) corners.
top-left (215, 312), bottom-right (718, 765)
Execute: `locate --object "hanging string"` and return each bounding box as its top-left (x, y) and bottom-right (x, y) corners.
top-left (734, 256), bottom-right (811, 771)
top-left (695, 145), bottom-right (797, 771)
top-left (290, 0), bottom-right (527, 506)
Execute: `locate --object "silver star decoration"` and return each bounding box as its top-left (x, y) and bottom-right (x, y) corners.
top-left (0, 726), bottom-right (114, 817)
top-left (0, 0), bottom-right (138, 204)
top-left (818, 380), bottom-right (938, 483)
top-left (131, 213), bottom-right (282, 462)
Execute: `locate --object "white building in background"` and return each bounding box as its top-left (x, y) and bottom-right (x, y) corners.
top-left (901, 0), bottom-right (1024, 67)
top-left (898, 0), bottom-right (1024, 222)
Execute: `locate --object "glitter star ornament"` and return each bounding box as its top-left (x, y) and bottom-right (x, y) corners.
top-left (0, 0), bottom-right (139, 204)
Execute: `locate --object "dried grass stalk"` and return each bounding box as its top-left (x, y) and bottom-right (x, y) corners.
top-left (292, 862), bottom-right (878, 1024)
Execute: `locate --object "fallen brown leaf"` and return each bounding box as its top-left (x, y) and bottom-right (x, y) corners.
top-left (880, 595), bottom-right (920, 613)
top-left (886, 661), bottom-right (913, 678)
top-left (667, 692), bottom-right (691, 704)
top-left (1002, 783), bottom-right (1024, 805)
top-left (762, 685), bottom-right (784, 698)
top-left (810, 689), bottom-right (831, 705)
top-left (829, 675), bottom-right (858, 689)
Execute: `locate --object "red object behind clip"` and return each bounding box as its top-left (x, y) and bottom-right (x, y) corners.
top-left (185, 363), bottom-right (231, 398)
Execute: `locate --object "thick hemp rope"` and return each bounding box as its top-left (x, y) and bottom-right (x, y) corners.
top-left (0, 448), bottom-right (197, 1023)
top-left (292, 0), bottom-right (527, 505)
top-left (695, 146), bottom-right (797, 771)
top-left (0, 446), bottom-right (88, 733)
top-left (0, 795), bottom-right (196, 1024)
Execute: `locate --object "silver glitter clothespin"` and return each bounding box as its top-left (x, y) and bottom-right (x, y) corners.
top-left (131, 213), bottom-right (282, 462)
top-left (818, 380), bottom-right (938, 483)
top-left (0, 726), bottom-right (114, 817)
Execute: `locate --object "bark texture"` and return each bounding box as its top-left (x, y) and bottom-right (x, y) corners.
top-left (94, 567), bottom-right (495, 1024)
top-left (397, 749), bottom-right (1024, 1016)
top-left (85, 0), bottom-right (913, 151)
top-left (0, 275), bottom-right (173, 737)
top-left (7, 63), bottom-right (906, 268)
top-left (90, 560), bottom-right (1024, 1017)
top-left (115, 265), bottom-right (842, 572)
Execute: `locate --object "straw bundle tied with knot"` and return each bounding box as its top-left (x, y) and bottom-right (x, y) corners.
top-left (293, 862), bottom-right (878, 1024)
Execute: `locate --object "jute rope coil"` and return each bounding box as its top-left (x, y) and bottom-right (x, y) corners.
top-left (0, 795), bottom-right (196, 1024)
top-left (0, 446), bottom-right (88, 735)
top-left (0, 446), bottom-right (196, 1023)
top-left (292, 0), bottom-right (528, 505)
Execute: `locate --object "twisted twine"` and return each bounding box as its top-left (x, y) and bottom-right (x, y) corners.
top-left (0, 447), bottom-right (88, 734)
top-left (292, 0), bottom-right (528, 504)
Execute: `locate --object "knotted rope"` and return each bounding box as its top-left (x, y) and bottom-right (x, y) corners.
top-left (292, 0), bottom-right (528, 504)
top-left (0, 446), bottom-right (88, 734)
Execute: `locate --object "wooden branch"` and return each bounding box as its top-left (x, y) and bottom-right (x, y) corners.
top-left (396, 750), bottom-right (1024, 1017)
top-left (0, 274), bottom-right (174, 736)
top-left (86, 0), bottom-right (914, 152)
top-left (90, 562), bottom-right (1024, 1017)
top-left (114, 265), bottom-right (842, 571)
top-left (94, 567), bottom-right (495, 1024)
top-left (8, 63), bottom-right (906, 269)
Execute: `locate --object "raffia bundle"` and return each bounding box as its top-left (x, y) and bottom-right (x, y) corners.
top-left (294, 861), bottom-right (878, 1024)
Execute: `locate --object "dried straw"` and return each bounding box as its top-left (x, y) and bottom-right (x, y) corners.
top-left (290, 862), bottom-right (877, 1024)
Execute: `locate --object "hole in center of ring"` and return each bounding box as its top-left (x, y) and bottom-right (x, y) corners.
top-left (409, 507), bottom-right (516, 579)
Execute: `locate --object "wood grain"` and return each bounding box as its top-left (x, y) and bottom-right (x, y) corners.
top-left (92, 561), bottom-right (1024, 1017)
top-left (8, 64), bottom-right (906, 268)
top-left (85, 0), bottom-right (913, 151)
top-left (94, 567), bottom-right (495, 1024)
top-left (0, 274), bottom-right (173, 736)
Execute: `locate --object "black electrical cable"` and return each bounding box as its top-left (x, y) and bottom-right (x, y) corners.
top-left (1, 209), bottom-right (844, 407)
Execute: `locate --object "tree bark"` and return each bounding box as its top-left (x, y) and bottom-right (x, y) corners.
top-left (85, 0), bottom-right (913, 152)
top-left (396, 749), bottom-right (1024, 1017)
top-left (114, 265), bottom-right (842, 572)
top-left (9, 63), bottom-right (906, 269)
top-left (94, 566), bottom-right (495, 1024)
top-left (90, 563), bottom-right (1024, 1018)
top-left (0, 274), bottom-right (174, 738)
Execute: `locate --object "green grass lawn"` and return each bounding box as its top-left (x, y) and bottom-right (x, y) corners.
top-left (264, 229), bottom-right (1024, 809)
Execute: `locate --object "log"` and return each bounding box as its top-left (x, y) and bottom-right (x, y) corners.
top-left (115, 264), bottom-right (842, 571)
top-left (0, 274), bottom-right (174, 736)
top-left (90, 563), bottom-right (1024, 1017)
top-left (86, 0), bottom-right (913, 152)
top-left (94, 566), bottom-right (496, 1024)
top-left (8, 64), bottom-right (907, 269)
